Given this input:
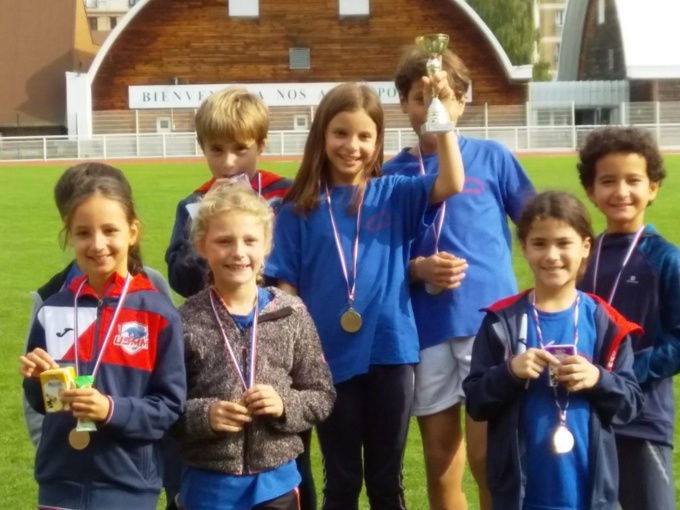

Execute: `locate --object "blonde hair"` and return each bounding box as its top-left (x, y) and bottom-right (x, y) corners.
top-left (191, 183), bottom-right (275, 256)
top-left (195, 87), bottom-right (269, 147)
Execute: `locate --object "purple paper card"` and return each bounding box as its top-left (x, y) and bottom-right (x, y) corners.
top-left (545, 344), bottom-right (576, 386)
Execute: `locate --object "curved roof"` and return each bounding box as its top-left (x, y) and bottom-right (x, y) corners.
top-left (87, 0), bottom-right (532, 84)
top-left (559, 0), bottom-right (680, 80)
top-left (447, 0), bottom-right (532, 81)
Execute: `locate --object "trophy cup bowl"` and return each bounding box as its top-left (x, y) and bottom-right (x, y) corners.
top-left (415, 34), bottom-right (454, 135)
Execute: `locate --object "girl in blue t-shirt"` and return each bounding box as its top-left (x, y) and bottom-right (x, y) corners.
top-left (265, 81), bottom-right (464, 508)
top-left (175, 184), bottom-right (335, 510)
top-left (464, 191), bottom-right (643, 510)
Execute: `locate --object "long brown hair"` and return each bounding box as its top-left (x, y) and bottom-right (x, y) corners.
top-left (285, 82), bottom-right (384, 214)
top-left (59, 165), bottom-right (144, 276)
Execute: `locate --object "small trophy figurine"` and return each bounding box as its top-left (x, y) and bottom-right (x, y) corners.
top-left (415, 34), bottom-right (454, 134)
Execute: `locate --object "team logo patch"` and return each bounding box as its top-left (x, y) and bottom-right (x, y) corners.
top-left (114, 322), bottom-right (149, 355)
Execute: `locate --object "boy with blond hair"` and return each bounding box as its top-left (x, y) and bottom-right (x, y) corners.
top-left (382, 47), bottom-right (534, 510)
top-left (166, 87), bottom-right (291, 298)
top-left (165, 88), bottom-right (317, 510)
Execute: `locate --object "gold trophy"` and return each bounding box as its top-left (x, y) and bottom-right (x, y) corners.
top-left (415, 34), bottom-right (454, 134)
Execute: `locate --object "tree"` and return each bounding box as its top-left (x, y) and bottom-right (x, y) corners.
top-left (532, 60), bottom-right (552, 81)
top-left (467, 0), bottom-right (536, 65)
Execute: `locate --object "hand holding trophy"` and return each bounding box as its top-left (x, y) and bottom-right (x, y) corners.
top-left (415, 33), bottom-right (454, 134)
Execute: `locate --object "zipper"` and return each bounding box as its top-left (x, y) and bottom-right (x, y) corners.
top-left (90, 298), bottom-right (104, 373)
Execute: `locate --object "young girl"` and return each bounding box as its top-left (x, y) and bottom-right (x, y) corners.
top-left (265, 81), bottom-right (464, 508)
top-left (20, 172), bottom-right (186, 510)
top-left (175, 184), bottom-right (335, 510)
top-left (463, 191), bottom-right (643, 510)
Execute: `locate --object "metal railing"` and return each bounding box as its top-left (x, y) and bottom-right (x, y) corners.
top-left (2, 124), bottom-right (680, 163)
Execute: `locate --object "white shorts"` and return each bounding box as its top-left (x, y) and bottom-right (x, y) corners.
top-left (412, 336), bottom-right (474, 417)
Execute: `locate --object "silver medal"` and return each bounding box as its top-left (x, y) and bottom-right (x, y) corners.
top-left (425, 283), bottom-right (443, 295)
top-left (552, 424), bottom-right (574, 454)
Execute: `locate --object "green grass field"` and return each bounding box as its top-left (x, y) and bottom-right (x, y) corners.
top-left (1, 155), bottom-right (679, 509)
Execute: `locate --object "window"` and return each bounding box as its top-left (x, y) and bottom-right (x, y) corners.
top-left (555, 10), bottom-right (565, 27)
top-left (293, 115), bottom-right (309, 131)
top-left (339, 0), bottom-right (369, 17)
top-left (608, 49), bottom-right (614, 71)
top-left (88, 17), bottom-right (98, 31)
top-left (289, 48), bottom-right (311, 70)
top-left (598, 0), bottom-right (605, 24)
top-left (156, 117), bottom-right (173, 133)
top-left (229, 0), bottom-right (259, 18)
top-left (109, 17), bottom-right (117, 30)
top-left (554, 42), bottom-right (561, 63)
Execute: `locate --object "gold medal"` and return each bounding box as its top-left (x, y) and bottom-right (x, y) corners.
top-left (68, 428), bottom-right (91, 450)
top-left (341, 308), bottom-right (362, 333)
top-left (425, 283), bottom-right (442, 295)
top-left (552, 424), bottom-right (574, 455)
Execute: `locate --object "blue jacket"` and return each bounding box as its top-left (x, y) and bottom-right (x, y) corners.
top-left (463, 291), bottom-right (643, 510)
top-left (165, 171), bottom-right (291, 298)
top-left (580, 225), bottom-right (680, 445)
top-left (24, 273), bottom-right (186, 510)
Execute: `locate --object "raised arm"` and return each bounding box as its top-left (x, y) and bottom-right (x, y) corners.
top-left (426, 72), bottom-right (465, 204)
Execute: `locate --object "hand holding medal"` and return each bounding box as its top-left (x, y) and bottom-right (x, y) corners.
top-left (209, 400), bottom-right (252, 433)
top-left (61, 376), bottom-right (108, 450)
top-left (66, 275), bottom-right (132, 450)
top-left (554, 355), bottom-right (601, 392)
top-left (530, 291), bottom-right (582, 455)
top-left (415, 146), bottom-right (453, 295)
top-left (509, 348), bottom-right (560, 381)
top-left (414, 253), bottom-right (467, 293)
top-left (243, 384), bottom-right (284, 418)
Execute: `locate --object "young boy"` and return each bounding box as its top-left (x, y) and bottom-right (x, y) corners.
top-left (577, 126), bottom-right (680, 510)
top-left (382, 47), bottom-right (535, 510)
top-left (164, 88), bottom-right (318, 510)
top-left (165, 87), bottom-right (291, 299)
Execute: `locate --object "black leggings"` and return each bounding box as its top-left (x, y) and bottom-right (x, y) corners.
top-left (296, 429), bottom-right (316, 510)
top-left (254, 488), bottom-right (300, 510)
top-left (316, 365), bottom-right (414, 510)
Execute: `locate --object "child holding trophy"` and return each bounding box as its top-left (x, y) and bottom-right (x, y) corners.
top-left (20, 169), bottom-right (186, 510)
top-left (265, 81), bottom-right (464, 509)
top-left (382, 38), bottom-right (535, 510)
top-left (463, 191), bottom-right (643, 510)
top-left (174, 183), bottom-right (335, 510)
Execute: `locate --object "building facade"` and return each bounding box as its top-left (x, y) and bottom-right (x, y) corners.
top-left (533, 0), bottom-right (568, 77)
top-left (67, 0), bottom-right (531, 135)
top-left (84, 0), bottom-right (138, 36)
top-left (559, 0), bottom-right (680, 101)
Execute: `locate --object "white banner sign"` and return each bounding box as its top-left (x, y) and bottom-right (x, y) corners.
top-left (129, 82), bottom-right (402, 109)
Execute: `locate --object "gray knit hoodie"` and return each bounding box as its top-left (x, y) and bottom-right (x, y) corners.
top-left (175, 286), bottom-right (335, 475)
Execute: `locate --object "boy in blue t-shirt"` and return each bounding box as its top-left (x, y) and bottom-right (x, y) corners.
top-left (577, 126), bottom-right (680, 510)
top-left (382, 46), bottom-right (535, 510)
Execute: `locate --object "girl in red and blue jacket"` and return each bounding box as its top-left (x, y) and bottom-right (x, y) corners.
top-left (21, 171), bottom-right (186, 510)
top-left (463, 191), bottom-right (642, 510)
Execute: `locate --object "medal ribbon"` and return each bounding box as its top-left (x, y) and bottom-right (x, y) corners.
top-left (417, 147), bottom-right (446, 254)
top-left (591, 225), bottom-right (644, 304)
top-left (324, 183), bottom-right (363, 308)
top-left (209, 288), bottom-right (259, 391)
top-left (73, 274), bottom-right (132, 379)
top-left (531, 291), bottom-right (580, 424)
